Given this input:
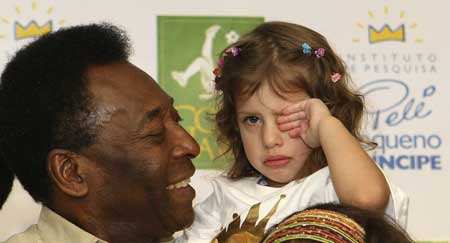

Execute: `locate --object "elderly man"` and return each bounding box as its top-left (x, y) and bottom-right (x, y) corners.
top-left (0, 23), bottom-right (200, 243)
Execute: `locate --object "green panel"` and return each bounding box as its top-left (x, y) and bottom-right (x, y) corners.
top-left (157, 16), bottom-right (264, 169)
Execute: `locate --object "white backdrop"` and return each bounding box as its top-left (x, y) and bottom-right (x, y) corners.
top-left (0, 0), bottom-right (449, 242)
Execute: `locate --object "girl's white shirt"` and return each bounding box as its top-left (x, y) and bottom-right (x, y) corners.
top-left (177, 166), bottom-right (409, 243)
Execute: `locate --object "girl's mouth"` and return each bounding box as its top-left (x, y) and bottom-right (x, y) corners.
top-left (264, 155), bottom-right (290, 168)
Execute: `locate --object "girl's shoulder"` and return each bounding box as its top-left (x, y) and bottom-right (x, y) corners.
top-left (304, 166), bottom-right (330, 181)
top-left (212, 175), bottom-right (260, 188)
top-left (210, 175), bottom-right (286, 199)
top-left (210, 167), bottom-right (332, 191)
top-left (204, 167), bottom-right (333, 203)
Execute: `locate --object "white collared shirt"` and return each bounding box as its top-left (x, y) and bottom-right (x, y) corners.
top-left (3, 206), bottom-right (108, 243)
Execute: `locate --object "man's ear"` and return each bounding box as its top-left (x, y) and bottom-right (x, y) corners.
top-left (47, 149), bottom-right (89, 197)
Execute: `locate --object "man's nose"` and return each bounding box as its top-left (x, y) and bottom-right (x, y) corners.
top-left (262, 121), bottom-right (283, 149)
top-left (172, 126), bottom-right (200, 159)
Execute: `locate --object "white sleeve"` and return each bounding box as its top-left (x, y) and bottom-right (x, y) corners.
top-left (323, 173), bottom-right (340, 203)
top-left (384, 180), bottom-right (409, 229)
top-left (176, 181), bottom-right (224, 243)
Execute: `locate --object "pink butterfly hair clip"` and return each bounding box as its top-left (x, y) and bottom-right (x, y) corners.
top-left (213, 47), bottom-right (241, 78)
top-left (331, 72), bottom-right (342, 83)
top-left (315, 48), bottom-right (326, 58)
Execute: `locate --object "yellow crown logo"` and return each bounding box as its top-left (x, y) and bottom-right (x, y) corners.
top-left (14, 20), bottom-right (52, 40)
top-left (368, 24), bottom-right (405, 43)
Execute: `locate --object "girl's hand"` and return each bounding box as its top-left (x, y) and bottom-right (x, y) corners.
top-left (277, 98), bottom-right (332, 148)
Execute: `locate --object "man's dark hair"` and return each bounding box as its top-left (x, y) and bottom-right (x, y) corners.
top-left (0, 23), bottom-right (131, 208)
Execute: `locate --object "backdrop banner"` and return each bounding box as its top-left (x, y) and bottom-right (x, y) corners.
top-left (0, 1), bottom-right (448, 242)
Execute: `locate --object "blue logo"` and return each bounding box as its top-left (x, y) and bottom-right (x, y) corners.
top-left (359, 79), bottom-right (441, 170)
top-left (359, 79), bottom-right (433, 130)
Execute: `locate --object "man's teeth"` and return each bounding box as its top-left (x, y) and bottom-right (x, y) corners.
top-left (166, 178), bottom-right (191, 190)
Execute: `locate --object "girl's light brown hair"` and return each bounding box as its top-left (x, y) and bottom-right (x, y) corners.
top-left (214, 21), bottom-right (371, 179)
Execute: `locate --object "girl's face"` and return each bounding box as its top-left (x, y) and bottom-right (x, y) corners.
top-left (236, 84), bottom-right (312, 187)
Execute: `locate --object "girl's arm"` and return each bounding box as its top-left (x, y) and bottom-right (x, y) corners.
top-left (318, 115), bottom-right (389, 212)
top-left (278, 98), bottom-right (390, 212)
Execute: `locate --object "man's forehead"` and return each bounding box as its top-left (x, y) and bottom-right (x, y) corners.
top-left (87, 62), bottom-right (155, 87)
top-left (87, 63), bottom-right (166, 101)
top-left (85, 62), bottom-right (172, 122)
top-left (86, 103), bottom-right (118, 128)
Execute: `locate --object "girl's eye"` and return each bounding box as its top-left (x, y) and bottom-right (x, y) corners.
top-left (243, 115), bottom-right (260, 125)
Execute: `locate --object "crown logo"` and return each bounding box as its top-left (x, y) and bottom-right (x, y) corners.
top-left (368, 24), bottom-right (405, 43)
top-left (14, 20), bottom-right (53, 40)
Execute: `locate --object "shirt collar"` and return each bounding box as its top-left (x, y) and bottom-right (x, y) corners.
top-left (37, 206), bottom-right (108, 243)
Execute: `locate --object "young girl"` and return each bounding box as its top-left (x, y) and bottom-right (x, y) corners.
top-left (178, 21), bottom-right (408, 243)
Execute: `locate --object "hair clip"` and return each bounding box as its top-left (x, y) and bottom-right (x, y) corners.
top-left (229, 46), bottom-right (240, 56)
top-left (315, 48), bottom-right (326, 58)
top-left (224, 46), bottom-right (241, 57)
top-left (213, 67), bottom-right (222, 77)
top-left (331, 72), bottom-right (342, 83)
top-left (217, 58), bottom-right (225, 68)
top-left (301, 43), bottom-right (312, 55)
top-left (213, 46), bottom-right (241, 78)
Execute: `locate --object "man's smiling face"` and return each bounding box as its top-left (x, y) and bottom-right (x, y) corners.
top-left (81, 61), bottom-right (200, 240)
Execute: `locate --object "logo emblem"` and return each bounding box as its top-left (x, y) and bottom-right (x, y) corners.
top-left (352, 6), bottom-right (423, 44)
top-left (368, 24), bottom-right (405, 43)
top-left (1, 1), bottom-right (65, 41)
top-left (14, 20), bottom-right (52, 39)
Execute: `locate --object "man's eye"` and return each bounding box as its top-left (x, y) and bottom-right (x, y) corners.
top-left (172, 108), bottom-right (183, 123)
top-left (243, 115), bottom-right (260, 125)
top-left (147, 130), bottom-right (165, 143)
top-left (175, 112), bottom-right (183, 123)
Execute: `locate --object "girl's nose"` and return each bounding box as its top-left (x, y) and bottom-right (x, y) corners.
top-left (262, 121), bottom-right (283, 149)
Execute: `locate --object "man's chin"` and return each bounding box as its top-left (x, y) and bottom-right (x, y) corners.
top-left (176, 207), bottom-right (195, 229)
top-left (159, 205), bottom-right (192, 226)
top-left (165, 189), bottom-right (196, 231)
